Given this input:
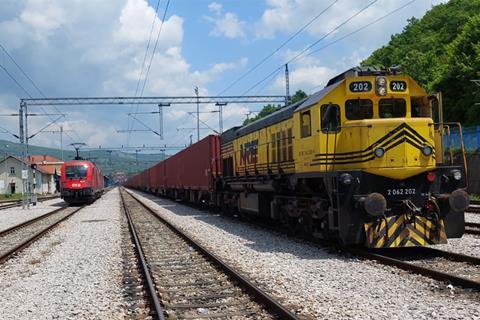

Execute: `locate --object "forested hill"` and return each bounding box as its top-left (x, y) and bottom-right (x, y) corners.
top-left (362, 0), bottom-right (480, 125)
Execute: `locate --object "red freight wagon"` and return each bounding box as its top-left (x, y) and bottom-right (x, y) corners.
top-left (128, 135), bottom-right (220, 203)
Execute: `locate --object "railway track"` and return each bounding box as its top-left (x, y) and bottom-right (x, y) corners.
top-left (0, 195), bottom-right (61, 210)
top-left (349, 246), bottom-right (480, 291)
top-left (467, 205), bottom-right (480, 214)
top-left (0, 205), bottom-right (83, 263)
top-left (120, 188), bottom-right (298, 320)
top-left (465, 222), bottom-right (480, 235)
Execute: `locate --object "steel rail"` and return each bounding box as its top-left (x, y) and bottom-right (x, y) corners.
top-left (465, 222), bottom-right (480, 235)
top-left (467, 206), bottom-right (480, 214)
top-left (119, 190), bottom-right (165, 320)
top-left (0, 195), bottom-right (61, 210)
top-left (0, 205), bottom-right (68, 237)
top-left (348, 246), bottom-right (480, 291)
top-left (0, 205), bottom-right (84, 264)
top-left (123, 187), bottom-right (299, 320)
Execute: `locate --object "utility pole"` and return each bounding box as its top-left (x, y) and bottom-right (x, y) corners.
top-left (107, 150), bottom-right (113, 166)
top-left (285, 63), bottom-right (291, 105)
top-left (215, 102), bottom-right (227, 134)
top-left (157, 103), bottom-right (171, 140)
top-left (195, 86), bottom-right (200, 142)
top-left (41, 126), bottom-right (72, 161)
top-left (135, 149), bottom-right (141, 169)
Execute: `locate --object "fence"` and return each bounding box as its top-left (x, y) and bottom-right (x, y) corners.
top-left (448, 125), bottom-right (480, 152)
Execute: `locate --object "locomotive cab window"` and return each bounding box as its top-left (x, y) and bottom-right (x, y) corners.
top-left (321, 104), bottom-right (340, 133)
top-left (300, 111), bottom-right (311, 138)
top-left (66, 165), bottom-right (88, 179)
top-left (345, 99), bottom-right (373, 120)
top-left (379, 98), bottom-right (406, 118)
top-left (411, 97), bottom-right (431, 118)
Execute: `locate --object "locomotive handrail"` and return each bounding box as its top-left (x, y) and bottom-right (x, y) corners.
top-left (432, 122), bottom-right (468, 185)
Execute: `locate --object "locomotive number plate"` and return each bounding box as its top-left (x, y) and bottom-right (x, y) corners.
top-left (349, 81), bottom-right (372, 93)
top-left (387, 188), bottom-right (416, 196)
top-left (389, 81), bottom-right (407, 92)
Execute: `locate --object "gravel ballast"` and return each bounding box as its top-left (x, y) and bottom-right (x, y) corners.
top-left (0, 198), bottom-right (66, 232)
top-left (128, 190), bottom-right (480, 320)
top-left (0, 189), bottom-right (126, 319)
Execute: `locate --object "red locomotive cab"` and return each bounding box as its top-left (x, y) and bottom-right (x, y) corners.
top-left (61, 160), bottom-right (104, 204)
top-left (63, 163), bottom-right (90, 189)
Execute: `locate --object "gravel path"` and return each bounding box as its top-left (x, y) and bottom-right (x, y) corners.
top-left (128, 190), bottom-right (480, 320)
top-left (0, 198), bottom-right (66, 232)
top-left (466, 212), bottom-right (480, 224)
top-left (0, 188), bottom-right (126, 319)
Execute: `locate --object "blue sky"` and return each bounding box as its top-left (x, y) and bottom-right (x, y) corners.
top-left (0, 0), bottom-right (445, 153)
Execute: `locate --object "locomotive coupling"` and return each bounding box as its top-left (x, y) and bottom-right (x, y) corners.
top-left (358, 192), bottom-right (387, 216)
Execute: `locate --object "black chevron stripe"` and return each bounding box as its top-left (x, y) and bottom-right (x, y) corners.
top-left (310, 133), bottom-right (430, 166)
top-left (313, 122), bottom-right (434, 158)
top-left (312, 129), bottom-right (428, 162)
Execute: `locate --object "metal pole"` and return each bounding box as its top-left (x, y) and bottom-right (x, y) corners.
top-left (4, 149), bottom-right (7, 195)
top-left (195, 86), bottom-right (200, 142)
top-left (60, 125), bottom-right (64, 161)
top-left (158, 105), bottom-right (163, 140)
top-left (19, 102), bottom-right (25, 208)
top-left (215, 102), bottom-right (227, 134)
top-left (219, 104), bottom-right (222, 134)
top-left (285, 64), bottom-right (291, 105)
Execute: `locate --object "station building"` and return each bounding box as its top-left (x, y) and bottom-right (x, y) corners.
top-left (0, 155), bottom-right (60, 195)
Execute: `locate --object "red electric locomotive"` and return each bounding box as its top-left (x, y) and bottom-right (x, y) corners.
top-left (60, 160), bottom-right (104, 204)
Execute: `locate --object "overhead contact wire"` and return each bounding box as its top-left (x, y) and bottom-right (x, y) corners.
top-left (127, 0), bottom-right (162, 147)
top-left (217, 0), bottom-right (338, 96)
top-left (242, 0), bottom-right (378, 96)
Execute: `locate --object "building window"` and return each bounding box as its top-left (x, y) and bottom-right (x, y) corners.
top-left (9, 167), bottom-right (15, 176)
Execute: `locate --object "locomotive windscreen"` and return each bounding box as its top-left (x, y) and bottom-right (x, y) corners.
top-left (66, 165), bottom-right (88, 179)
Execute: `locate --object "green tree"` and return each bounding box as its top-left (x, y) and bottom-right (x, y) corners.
top-left (291, 89), bottom-right (308, 103)
top-left (434, 14), bottom-right (480, 125)
top-left (362, 0), bottom-right (480, 124)
top-left (242, 90), bottom-right (309, 126)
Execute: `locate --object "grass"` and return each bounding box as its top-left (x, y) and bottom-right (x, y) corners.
top-left (470, 194), bottom-right (480, 201)
top-left (0, 193), bottom-right (23, 201)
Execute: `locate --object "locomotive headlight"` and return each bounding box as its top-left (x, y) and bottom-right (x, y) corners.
top-left (376, 76), bottom-right (386, 86)
top-left (450, 169), bottom-right (462, 181)
top-left (340, 173), bottom-right (353, 185)
top-left (374, 147), bottom-right (385, 158)
top-left (376, 76), bottom-right (387, 96)
top-left (422, 145), bottom-right (433, 156)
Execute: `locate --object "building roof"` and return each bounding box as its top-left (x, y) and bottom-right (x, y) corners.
top-left (28, 155), bottom-right (62, 175)
top-left (28, 155), bottom-right (62, 163)
top-left (0, 156), bottom-right (55, 175)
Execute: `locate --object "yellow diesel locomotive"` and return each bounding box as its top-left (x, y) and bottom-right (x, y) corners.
top-left (219, 67), bottom-right (469, 248)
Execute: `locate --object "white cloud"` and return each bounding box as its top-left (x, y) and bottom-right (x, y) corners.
top-left (208, 2), bottom-right (222, 15)
top-left (205, 2), bottom-right (246, 39)
top-left (0, 0), bottom-right (248, 149)
top-left (255, 0), bottom-right (430, 39)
